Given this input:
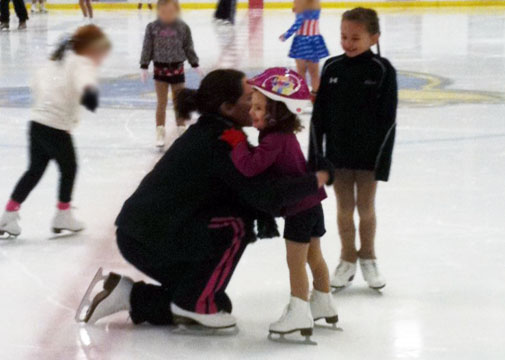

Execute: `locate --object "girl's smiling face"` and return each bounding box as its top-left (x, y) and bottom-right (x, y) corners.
top-left (249, 90), bottom-right (269, 131)
top-left (340, 20), bottom-right (379, 57)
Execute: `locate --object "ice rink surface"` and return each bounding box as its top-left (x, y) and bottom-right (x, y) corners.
top-left (1, 7), bottom-right (505, 360)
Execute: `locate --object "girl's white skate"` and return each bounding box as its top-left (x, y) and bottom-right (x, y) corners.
top-left (331, 260), bottom-right (357, 291)
top-left (359, 258), bottom-right (386, 290)
top-left (75, 268), bottom-right (133, 324)
top-left (52, 209), bottom-right (85, 234)
top-left (171, 303), bottom-right (237, 330)
top-left (0, 211), bottom-right (21, 238)
top-left (310, 289), bottom-right (339, 330)
top-left (268, 296), bottom-right (316, 345)
top-left (156, 126), bottom-right (166, 148)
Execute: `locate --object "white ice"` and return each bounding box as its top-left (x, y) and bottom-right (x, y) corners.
top-left (1, 8), bottom-right (505, 360)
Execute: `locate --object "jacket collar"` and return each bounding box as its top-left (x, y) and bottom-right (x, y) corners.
top-left (343, 49), bottom-right (374, 63)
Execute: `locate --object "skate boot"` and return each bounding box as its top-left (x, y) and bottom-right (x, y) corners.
top-left (18, 21), bottom-right (27, 30)
top-left (30, 5), bottom-right (37, 14)
top-left (75, 268), bottom-right (133, 323)
top-left (52, 208), bottom-right (85, 234)
top-left (171, 303), bottom-right (236, 329)
top-left (0, 22), bottom-right (9, 31)
top-left (0, 211), bottom-right (21, 238)
top-left (268, 296), bottom-right (316, 345)
top-left (40, 4), bottom-right (47, 13)
top-left (331, 260), bottom-right (357, 290)
top-left (156, 125), bottom-right (165, 148)
top-left (310, 290), bottom-right (338, 329)
top-left (359, 258), bottom-right (386, 290)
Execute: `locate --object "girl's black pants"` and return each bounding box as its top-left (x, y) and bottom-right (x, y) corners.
top-left (10, 121), bottom-right (77, 204)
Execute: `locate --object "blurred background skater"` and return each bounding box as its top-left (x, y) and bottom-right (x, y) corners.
top-left (140, 0), bottom-right (200, 148)
top-left (137, 0), bottom-right (153, 10)
top-left (0, 0), bottom-right (28, 30)
top-left (79, 0), bottom-right (93, 22)
top-left (0, 25), bottom-right (111, 239)
top-left (31, 0), bottom-right (47, 14)
top-left (214, 0), bottom-right (236, 25)
top-left (279, 0), bottom-right (329, 103)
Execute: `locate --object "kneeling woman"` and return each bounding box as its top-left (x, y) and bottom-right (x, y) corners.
top-left (77, 69), bottom-right (332, 329)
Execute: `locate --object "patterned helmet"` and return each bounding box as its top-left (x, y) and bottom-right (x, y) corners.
top-left (247, 67), bottom-right (311, 115)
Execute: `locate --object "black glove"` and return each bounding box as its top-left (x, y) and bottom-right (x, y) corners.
top-left (81, 87), bottom-right (99, 112)
top-left (256, 215), bottom-right (280, 239)
top-left (315, 155), bottom-right (335, 186)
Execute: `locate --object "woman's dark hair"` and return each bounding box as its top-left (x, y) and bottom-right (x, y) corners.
top-left (342, 7), bottom-right (380, 35)
top-left (261, 96), bottom-right (303, 137)
top-left (51, 24), bottom-right (111, 61)
top-left (177, 69), bottom-right (245, 119)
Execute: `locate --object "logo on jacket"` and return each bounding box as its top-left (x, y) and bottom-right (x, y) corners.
top-left (329, 77), bottom-right (338, 84)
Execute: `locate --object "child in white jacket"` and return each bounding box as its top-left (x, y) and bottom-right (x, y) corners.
top-left (0, 25), bottom-right (111, 239)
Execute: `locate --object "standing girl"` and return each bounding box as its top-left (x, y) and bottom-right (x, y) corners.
top-left (31, 0), bottom-right (47, 14)
top-left (310, 8), bottom-right (398, 290)
top-left (279, 0), bottom-right (329, 102)
top-left (220, 68), bottom-right (337, 339)
top-left (79, 0), bottom-right (93, 22)
top-left (0, 25), bottom-right (111, 238)
top-left (140, 0), bottom-right (200, 148)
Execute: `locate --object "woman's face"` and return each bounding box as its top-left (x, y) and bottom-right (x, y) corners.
top-left (224, 78), bottom-right (253, 127)
top-left (158, 2), bottom-right (178, 23)
top-left (249, 91), bottom-right (268, 131)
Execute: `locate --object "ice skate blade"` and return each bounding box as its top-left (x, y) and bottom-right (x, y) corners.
top-left (172, 314), bottom-right (236, 330)
top-left (314, 316), bottom-right (342, 331)
top-left (0, 230), bottom-right (19, 239)
top-left (52, 227), bottom-right (84, 234)
top-left (75, 268), bottom-right (107, 322)
top-left (370, 284), bottom-right (386, 291)
top-left (171, 323), bottom-right (239, 336)
top-left (268, 329), bottom-right (317, 346)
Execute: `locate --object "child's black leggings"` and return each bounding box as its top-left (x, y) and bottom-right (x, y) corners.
top-left (10, 121), bottom-right (77, 204)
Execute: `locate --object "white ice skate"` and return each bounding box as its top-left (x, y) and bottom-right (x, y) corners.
top-left (75, 268), bottom-right (133, 323)
top-left (310, 289), bottom-right (339, 330)
top-left (268, 296), bottom-right (316, 345)
top-left (0, 211), bottom-right (21, 238)
top-left (40, 5), bottom-right (47, 13)
top-left (52, 208), bottom-right (85, 234)
top-left (171, 303), bottom-right (236, 329)
top-left (360, 258), bottom-right (386, 290)
top-left (156, 126), bottom-right (166, 148)
top-left (331, 260), bottom-right (357, 290)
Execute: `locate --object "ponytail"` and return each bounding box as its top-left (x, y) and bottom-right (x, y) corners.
top-left (51, 35), bottom-right (72, 61)
top-left (176, 89), bottom-right (198, 120)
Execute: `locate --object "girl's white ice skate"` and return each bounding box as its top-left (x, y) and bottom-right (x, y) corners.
top-left (331, 260), bottom-right (357, 291)
top-left (0, 211), bottom-right (21, 238)
top-left (75, 268), bottom-right (133, 324)
top-left (171, 303), bottom-right (237, 330)
top-left (310, 289), bottom-right (339, 330)
top-left (52, 209), bottom-right (85, 234)
top-left (268, 296), bottom-right (316, 345)
top-left (156, 126), bottom-right (166, 148)
top-left (359, 258), bottom-right (386, 290)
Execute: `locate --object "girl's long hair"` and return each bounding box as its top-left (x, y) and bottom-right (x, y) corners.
top-left (51, 25), bottom-right (111, 61)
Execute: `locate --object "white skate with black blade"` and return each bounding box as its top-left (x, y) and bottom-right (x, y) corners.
top-left (52, 208), bottom-right (85, 234)
top-left (310, 289), bottom-right (339, 330)
top-left (170, 303), bottom-right (238, 336)
top-left (360, 258), bottom-right (386, 290)
top-left (75, 268), bottom-right (133, 324)
top-left (268, 296), bottom-right (316, 345)
top-left (155, 126), bottom-right (165, 148)
top-left (331, 260), bottom-right (357, 291)
top-left (0, 211), bottom-right (21, 239)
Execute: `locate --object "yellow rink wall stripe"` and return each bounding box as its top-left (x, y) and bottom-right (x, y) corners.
top-left (16, 1), bottom-right (505, 11)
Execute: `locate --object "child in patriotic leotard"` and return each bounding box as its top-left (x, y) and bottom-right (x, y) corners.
top-left (280, 0), bottom-right (329, 101)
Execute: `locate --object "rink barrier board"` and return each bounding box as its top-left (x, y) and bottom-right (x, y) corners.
top-left (19, 1), bottom-right (505, 11)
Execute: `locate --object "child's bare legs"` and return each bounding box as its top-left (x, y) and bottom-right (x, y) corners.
top-left (306, 61), bottom-right (320, 92)
top-left (295, 59), bottom-right (308, 84)
top-left (355, 170), bottom-right (378, 259)
top-left (79, 0), bottom-right (88, 17)
top-left (307, 238), bottom-right (330, 293)
top-left (85, 0), bottom-right (93, 18)
top-left (285, 240), bottom-right (310, 301)
top-left (170, 82), bottom-right (186, 126)
top-left (155, 81), bottom-right (169, 127)
top-left (334, 169), bottom-right (358, 263)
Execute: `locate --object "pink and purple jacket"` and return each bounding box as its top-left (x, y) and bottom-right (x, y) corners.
top-left (231, 132), bottom-right (326, 217)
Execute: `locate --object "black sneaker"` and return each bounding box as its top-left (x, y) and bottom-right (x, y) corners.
top-left (18, 21), bottom-right (27, 30)
top-left (0, 22), bottom-right (9, 31)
